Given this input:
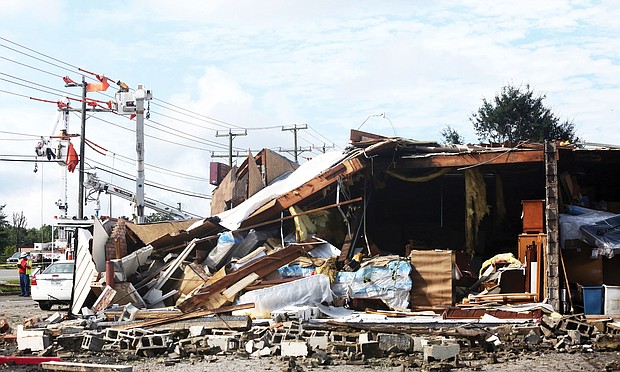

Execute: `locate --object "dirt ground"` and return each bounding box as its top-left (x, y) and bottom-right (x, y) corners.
top-left (1, 294), bottom-right (619, 371)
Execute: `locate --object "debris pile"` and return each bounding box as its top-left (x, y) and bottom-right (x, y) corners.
top-left (4, 137), bottom-right (620, 370)
top-left (4, 307), bottom-right (620, 370)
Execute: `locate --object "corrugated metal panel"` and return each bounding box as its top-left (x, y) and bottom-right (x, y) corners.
top-left (71, 229), bottom-right (98, 316)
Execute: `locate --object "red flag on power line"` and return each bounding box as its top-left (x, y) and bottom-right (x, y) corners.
top-left (63, 76), bottom-right (78, 86)
top-left (86, 75), bottom-right (110, 92)
top-left (66, 142), bottom-right (78, 172)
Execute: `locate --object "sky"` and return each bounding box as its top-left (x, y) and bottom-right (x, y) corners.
top-left (0, 0), bottom-right (618, 232)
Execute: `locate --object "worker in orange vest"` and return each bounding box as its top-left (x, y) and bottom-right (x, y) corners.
top-left (17, 252), bottom-right (32, 296)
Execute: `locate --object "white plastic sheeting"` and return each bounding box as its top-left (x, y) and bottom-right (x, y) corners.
top-left (332, 259), bottom-right (412, 311)
top-left (234, 274), bottom-right (333, 318)
top-left (213, 150), bottom-right (346, 231)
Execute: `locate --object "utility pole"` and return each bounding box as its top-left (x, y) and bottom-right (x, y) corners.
top-left (64, 75), bottom-right (112, 220)
top-left (215, 129), bottom-right (247, 166)
top-left (277, 146), bottom-right (312, 161)
top-left (115, 84), bottom-right (152, 224)
top-left (211, 150), bottom-right (245, 163)
top-left (315, 143), bottom-right (336, 153)
top-left (135, 85), bottom-right (147, 224)
top-left (282, 124), bottom-right (308, 162)
top-left (78, 76), bottom-right (87, 220)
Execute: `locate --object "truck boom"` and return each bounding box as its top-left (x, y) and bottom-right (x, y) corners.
top-left (85, 173), bottom-right (201, 221)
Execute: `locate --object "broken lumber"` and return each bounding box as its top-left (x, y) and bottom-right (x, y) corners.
top-left (41, 361), bottom-right (132, 372)
top-left (149, 315), bottom-right (252, 332)
top-left (467, 292), bottom-right (538, 304)
top-left (177, 243), bottom-right (309, 312)
top-left (112, 302), bottom-right (254, 330)
top-left (0, 356), bottom-right (60, 365)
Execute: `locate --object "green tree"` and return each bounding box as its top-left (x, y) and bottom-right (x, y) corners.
top-left (22, 225), bottom-right (53, 246)
top-left (12, 211), bottom-right (27, 250)
top-left (0, 204), bottom-right (9, 254)
top-left (145, 212), bottom-right (175, 223)
top-left (440, 125), bottom-right (465, 145)
top-left (471, 85), bottom-right (577, 144)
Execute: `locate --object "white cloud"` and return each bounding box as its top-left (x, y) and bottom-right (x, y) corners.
top-left (1, 0), bottom-right (619, 226)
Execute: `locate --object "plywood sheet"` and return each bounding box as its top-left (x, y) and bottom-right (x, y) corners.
top-left (210, 165), bottom-right (237, 215)
top-left (247, 150), bottom-right (265, 198)
top-left (265, 149), bottom-right (299, 185)
top-left (409, 250), bottom-right (454, 308)
top-left (71, 229), bottom-right (98, 315)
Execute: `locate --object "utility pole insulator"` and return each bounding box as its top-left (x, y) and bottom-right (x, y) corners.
top-left (215, 129), bottom-right (247, 166)
top-left (282, 124), bottom-right (308, 163)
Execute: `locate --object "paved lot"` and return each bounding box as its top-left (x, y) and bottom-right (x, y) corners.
top-left (0, 294), bottom-right (618, 371)
top-left (0, 268), bottom-right (18, 281)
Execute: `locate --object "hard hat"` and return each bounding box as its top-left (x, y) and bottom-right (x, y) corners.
top-left (19, 252), bottom-right (28, 258)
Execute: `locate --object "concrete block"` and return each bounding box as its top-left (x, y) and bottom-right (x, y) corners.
top-left (423, 343), bottom-right (460, 362)
top-left (210, 329), bottom-right (242, 337)
top-left (137, 334), bottom-right (169, 349)
top-left (524, 331), bottom-right (541, 346)
top-left (594, 334), bottom-right (620, 351)
top-left (17, 325), bottom-right (50, 351)
top-left (259, 346), bottom-right (272, 357)
top-left (558, 318), bottom-right (595, 338)
top-left (120, 303), bottom-right (140, 321)
top-left (105, 328), bottom-right (120, 341)
top-left (378, 333), bottom-right (414, 353)
top-left (59, 326), bottom-right (86, 335)
top-left (81, 334), bottom-right (105, 352)
top-left (189, 325), bottom-right (206, 337)
top-left (281, 340), bottom-right (309, 357)
top-left (45, 312), bottom-right (63, 324)
top-left (56, 334), bottom-right (84, 351)
top-left (271, 305), bottom-right (317, 322)
top-left (308, 331), bottom-right (330, 350)
top-left (359, 332), bottom-right (371, 344)
top-left (413, 336), bottom-right (427, 352)
top-left (331, 332), bottom-right (358, 344)
top-left (360, 341), bottom-right (383, 358)
top-left (136, 334), bottom-right (171, 355)
top-left (206, 335), bottom-right (240, 352)
top-left (81, 307), bottom-right (94, 317)
top-left (567, 330), bottom-right (582, 345)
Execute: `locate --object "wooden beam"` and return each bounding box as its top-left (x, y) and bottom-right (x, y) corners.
top-left (149, 315), bottom-right (252, 332)
top-left (241, 157), bottom-right (365, 227)
top-left (386, 149), bottom-right (545, 169)
top-left (41, 361), bottom-right (132, 372)
top-left (236, 196), bottom-right (363, 233)
top-left (177, 243), bottom-right (309, 312)
top-left (112, 303), bottom-right (254, 330)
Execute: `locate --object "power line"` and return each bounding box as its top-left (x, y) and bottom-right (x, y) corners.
top-left (0, 37), bottom-right (341, 162)
top-left (0, 40), bottom-right (79, 77)
top-left (0, 55), bottom-right (65, 79)
top-left (0, 36), bottom-right (80, 70)
top-left (86, 114), bottom-right (226, 152)
top-left (0, 74), bottom-right (79, 100)
top-left (89, 160), bottom-right (212, 199)
top-left (308, 125), bottom-right (342, 149)
top-left (99, 151), bottom-right (210, 182)
top-left (146, 117), bottom-right (231, 150)
top-left (152, 98), bottom-right (244, 130)
top-left (0, 130), bottom-right (41, 138)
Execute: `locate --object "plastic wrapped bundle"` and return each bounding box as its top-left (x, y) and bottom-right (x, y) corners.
top-left (234, 274), bottom-right (333, 318)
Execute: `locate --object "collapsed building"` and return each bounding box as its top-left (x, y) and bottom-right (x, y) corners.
top-left (5, 131), bottom-right (620, 369)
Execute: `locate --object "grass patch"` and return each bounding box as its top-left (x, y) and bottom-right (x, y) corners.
top-left (0, 280), bottom-right (20, 293)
